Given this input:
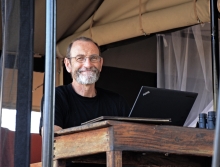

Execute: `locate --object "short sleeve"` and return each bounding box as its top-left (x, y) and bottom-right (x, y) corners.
top-left (39, 87), bottom-right (69, 135)
top-left (54, 88), bottom-right (68, 128)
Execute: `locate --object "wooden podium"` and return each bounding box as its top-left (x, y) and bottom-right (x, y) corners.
top-left (51, 120), bottom-right (213, 167)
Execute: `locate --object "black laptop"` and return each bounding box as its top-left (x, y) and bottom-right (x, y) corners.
top-left (128, 86), bottom-right (198, 126)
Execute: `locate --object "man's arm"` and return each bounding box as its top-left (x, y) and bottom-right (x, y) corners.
top-left (40, 87), bottom-right (67, 135)
top-left (54, 125), bottom-right (62, 131)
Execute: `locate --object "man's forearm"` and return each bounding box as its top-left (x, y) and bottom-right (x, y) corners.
top-left (41, 125), bottom-right (62, 136)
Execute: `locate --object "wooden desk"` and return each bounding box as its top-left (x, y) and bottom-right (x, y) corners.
top-left (53, 120), bottom-right (214, 167)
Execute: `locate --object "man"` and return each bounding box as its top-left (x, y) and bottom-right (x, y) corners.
top-left (40, 36), bottom-right (130, 134)
top-left (40, 37), bottom-right (130, 166)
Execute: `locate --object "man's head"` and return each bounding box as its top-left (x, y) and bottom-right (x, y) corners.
top-left (64, 37), bottom-right (103, 85)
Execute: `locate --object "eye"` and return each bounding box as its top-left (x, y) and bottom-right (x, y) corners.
top-left (76, 56), bottom-right (84, 62)
top-left (90, 56), bottom-right (98, 61)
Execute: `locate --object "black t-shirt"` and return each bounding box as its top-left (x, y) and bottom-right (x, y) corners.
top-left (40, 84), bottom-right (130, 167)
top-left (40, 84), bottom-right (130, 131)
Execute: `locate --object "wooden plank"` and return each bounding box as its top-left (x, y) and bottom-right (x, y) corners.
top-left (106, 151), bottom-right (122, 167)
top-left (112, 123), bottom-right (214, 156)
top-left (55, 121), bottom-right (111, 136)
top-left (53, 160), bottom-right (66, 167)
top-left (81, 116), bottom-right (171, 125)
top-left (30, 162), bottom-right (41, 167)
top-left (54, 127), bottom-right (111, 159)
top-left (30, 160), bottom-right (66, 166)
top-left (70, 151), bottom-right (211, 166)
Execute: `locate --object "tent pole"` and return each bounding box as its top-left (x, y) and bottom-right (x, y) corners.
top-left (42, 0), bottom-right (56, 167)
top-left (211, 0), bottom-right (220, 166)
top-left (211, 0), bottom-right (219, 111)
top-left (14, 0), bottom-right (34, 166)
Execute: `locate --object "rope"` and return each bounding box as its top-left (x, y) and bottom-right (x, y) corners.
top-left (139, 0), bottom-right (147, 35)
top-left (193, 0), bottom-right (202, 23)
top-left (89, 13), bottom-right (96, 39)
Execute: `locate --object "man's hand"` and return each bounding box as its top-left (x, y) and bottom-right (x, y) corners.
top-left (41, 125), bottom-right (62, 136)
top-left (54, 125), bottom-right (62, 132)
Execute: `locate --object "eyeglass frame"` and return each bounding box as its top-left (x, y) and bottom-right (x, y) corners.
top-left (66, 54), bottom-right (102, 63)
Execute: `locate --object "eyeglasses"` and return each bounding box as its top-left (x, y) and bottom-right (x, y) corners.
top-left (67, 55), bottom-right (101, 63)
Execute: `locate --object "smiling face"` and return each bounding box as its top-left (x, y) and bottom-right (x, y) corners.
top-left (64, 40), bottom-right (103, 85)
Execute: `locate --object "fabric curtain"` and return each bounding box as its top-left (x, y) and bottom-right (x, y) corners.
top-left (157, 23), bottom-right (213, 127)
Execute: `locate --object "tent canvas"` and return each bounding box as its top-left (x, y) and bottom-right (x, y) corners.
top-left (0, 0), bottom-right (220, 166)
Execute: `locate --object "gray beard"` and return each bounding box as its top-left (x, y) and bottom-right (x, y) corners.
top-left (73, 67), bottom-right (100, 85)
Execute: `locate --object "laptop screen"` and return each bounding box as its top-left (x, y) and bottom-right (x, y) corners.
top-left (128, 86), bottom-right (198, 126)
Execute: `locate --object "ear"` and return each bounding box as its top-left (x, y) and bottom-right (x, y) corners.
top-left (99, 57), bottom-right (103, 72)
top-left (64, 58), bottom-right (72, 73)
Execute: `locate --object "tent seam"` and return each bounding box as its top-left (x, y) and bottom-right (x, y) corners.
top-left (193, 0), bottom-right (203, 23)
top-left (139, 0), bottom-right (148, 36)
top-left (90, 12), bottom-right (96, 39)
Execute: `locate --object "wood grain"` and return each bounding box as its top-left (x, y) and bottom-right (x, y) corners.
top-left (55, 121), bottom-right (111, 136)
top-left (30, 162), bottom-right (42, 167)
top-left (54, 127), bottom-right (111, 159)
top-left (30, 160), bottom-right (66, 167)
top-left (52, 120), bottom-right (214, 166)
top-left (106, 151), bottom-right (122, 167)
top-left (112, 122), bottom-right (213, 156)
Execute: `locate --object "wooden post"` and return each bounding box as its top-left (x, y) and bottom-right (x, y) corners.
top-left (53, 160), bottom-right (66, 167)
top-left (106, 151), bottom-right (122, 167)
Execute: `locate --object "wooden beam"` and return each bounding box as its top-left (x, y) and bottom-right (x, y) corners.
top-left (113, 123), bottom-right (214, 156)
top-left (54, 127), bottom-right (111, 159)
top-left (30, 162), bottom-right (42, 167)
top-left (106, 151), bottom-right (122, 167)
top-left (70, 151), bottom-right (212, 166)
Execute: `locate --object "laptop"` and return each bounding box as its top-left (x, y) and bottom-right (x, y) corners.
top-left (128, 86), bottom-right (198, 126)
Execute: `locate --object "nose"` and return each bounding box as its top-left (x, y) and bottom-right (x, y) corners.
top-left (83, 57), bottom-right (93, 68)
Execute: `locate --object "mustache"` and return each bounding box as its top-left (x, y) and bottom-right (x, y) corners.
top-left (78, 67), bottom-right (99, 73)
